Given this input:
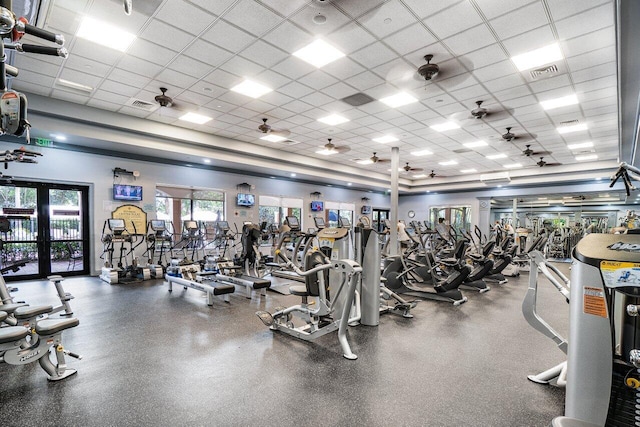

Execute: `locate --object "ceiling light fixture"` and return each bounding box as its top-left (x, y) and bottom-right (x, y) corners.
top-left (511, 43), bottom-right (563, 71)
top-left (203, 159), bottom-right (211, 164)
top-left (463, 140), bottom-right (487, 148)
top-left (460, 169), bottom-right (477, 173)
top-left (540, 94), bottom-right (579, 110)
top-left (557, 123), bottom-right (588, 134)
top-left (575, 154), bottom-right (598, 161)
top-left (567, 141), bottom-right (594, 150)
top-left (316, 148), bottom-right (338, 155)
top-left (410, 149), bottom-right (433, 156)
top-left (413, 174), bottom-right (427, 178)
top-left (486, 153), bottom-right (507, 160)
top-left (504, 163), bottom-right (522, 169)
top-left (347, 182), bottom-right (352, 186)
top-left (356, 159), bottom-right (373, 165)
top-left (380, 92), bottom-right (418, 108)
top-left (438, 160), bottom-right (458, 166)
top-left (260, 134), bottom-right (287, 143)
top-left (317, 114), bottom-right (349, 126)
top-left (230, 79), bottom-right (272, 98)
top-left (293, 39), bottom-right (345, 68)
top-left (290, 173), bottom-right (297, 177)
top-left (50, 134), bottom-right (66, 141)
top-left (179, 112), bottom-right (212, 124)
top-left (56, 78), bottom-right (94, 93)
top-left (372, 135), bottom-right (398, 144)
top-left (430, 121), bottom-right (460, 132)
top-left (77, 17), bottom-right (136, 52)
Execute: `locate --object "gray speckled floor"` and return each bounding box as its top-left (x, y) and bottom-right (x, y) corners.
top-left (0, 267), bottom-right (569, 427)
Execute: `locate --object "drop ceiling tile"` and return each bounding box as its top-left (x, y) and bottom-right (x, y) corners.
top-left (281, 100), bottom-right (315, 114)
top-left (383, 23), bottom-right (438, 56)
top-left (14, 56), bottom-right (61, 77)
top-left (62, 55), bottom-right (113, 78)
top-left (225, 0), bottom-right (284, 37)
top-left (482, 74), bottom-right (526, 93)
top-left (374, 109), bottom-right (404, 121)
top-left (297, 70), bottom-right (340, 91)
top-left (472, 60), bottom-right (519, 82)
top-left (581, 86), bottom-right (617, 102)
top-left (91, 90), bottom-right (131, 106)
top-left (321, 82), bottom-right (359, 100)
top-left (271, 56), bottom-right (316, 80)
top-left (154, 68), bottom-right (197, 90)
top-left (351, 43), bottom-right (399, 70)
top-left (259, 0), bottom-right (308, 17)
top-left (202, 20), bottom-right (256, 53)
top-left (278, 81), bottom-right (315, 98)
top-left (571, 61), bottom-right (616, 84)
top-left (443, 24), bottom-right (497, 55)
top-left (51, 89), bottom-right (90, 104)
top-left (336, 0), bottom-right (386, 18)
top-left (252, 69), bottom-right (291, 91)
top-left (11, 70), bottom-right (56, 88)
top-left (128, 39), bottom-right (178, 67)
top-left (58, 68), bottom-right (103, 89)
top-left (555, 3), bottom-right (614, 41)
top-left (168, 56), bottom-right (213, 79)
top-left (260, 91), bottom-right (295, 107)
top-left (322, 58), bottom-right (366, 81)
top-left (501, 25), bottom-right (556, 57)
top-left (492, 84), bottom-right (533, 102)
top-left (219, 55), bottom-right (268, 78)
top-left (217, 113), bottom-right (246, 125)
top-left (261, 21), bottom-right (313, 54)
top-left (239, 40), bottom-right (289, 69)
top-left (360, 0), bottom-right (418, 39)
top-left (459, 43), bottom-right (509, 70)
top-left (529, 74), bottom-right (572, 93)
top-left (117, 56), bottom-right (164, 78)
top-left (574, 76), bottom-right (616, 93)
top-left (100, 80), bottom-right (140, 97)
top-left (141, 19), bottom-right (196, 52)
top-left (216, 90), bottom-right (252, 106)
top-left (547, 0), bottom-right (610, 21)
top-left (402, 0), bottom-right (458, 20)
top-left (156, 0), bottom-right (218, 35)
top-left (184, 40), bottom-right (233, 68)
top-left (490, 2), bottom-right (548, 41)
top-left (566, 47), bottom-right (617, 73)
top-left (46, 4), bottom-right (81, 35)
top-left (87, 99), bottom-right (121, 112)
top-left (424, 1), bottom-right (483, 39)
top-left (325, 22), bottom-right (378, 55)
top-left (71, 39), bottom-right (124, 67)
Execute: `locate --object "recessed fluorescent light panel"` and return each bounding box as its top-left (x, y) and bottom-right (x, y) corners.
top-left (356, 159), bottom-right (373, 165)
top-left (486, 153), bottom-right (507, 160)
top-left (575, 154), bottom-right (598, 161)
top-left (179, 112), bottom-right (212, 124)
top-left (372, 135), bottom-right (398, 144)
top-left (567, 141), bottom-right (594, 150)
top-left (317, 114), bottom-right (349, 126)
top-left (50, 134), bottom-right (66, 141)
top-left (557, 123), bottom-right (588, 134)
top-left (511, 43), bottom-right (563, 71)
top-left (293, 39), bottom-right (345, 68)
top-left (463, 140), bottom-right (487, 148)
top-left (57, 78), bottom-right (93, 93)
top-left (260, 134), bottom-right (287, 143)
top-left (77, 17), bottom-right (136, 52)
top-left (540, 94), bottom-right (579, 110)
top-left (230, 79), bottom-right (272, 98)
top-left (316, 148), bottom-right (338, 155)
top-left (460, 169), bottom-right (477, 173)
top-left (413, 174), bottom-right (427, 178)
top-left (411, 149), bottom-right (433, 156)
top-left (504, 163), bottom-right (522, 169)
top-left (430, 121), bottom-right (460, 132)
top-left (380, 92), bottom-right (418, 108)
top-left (438, 160), bottom-right (458, 166)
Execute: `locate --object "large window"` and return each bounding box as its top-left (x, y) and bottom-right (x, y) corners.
top-left (258, 196), bottom-right (302, 228)
top-left (429, 206), bottom-right (472, 236)
top-left (326, 202), bottom-right (355, 228)
top-left (156, 186), bottom-right (225, 234)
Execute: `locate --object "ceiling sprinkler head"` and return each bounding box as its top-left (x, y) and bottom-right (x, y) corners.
top-left (313, 13), bottom-right (327, 24)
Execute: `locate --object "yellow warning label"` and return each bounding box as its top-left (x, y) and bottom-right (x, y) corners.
top-left (601, 261), bottom-right (640, 271)
top-left (583, 286), bottom-right (607, 318)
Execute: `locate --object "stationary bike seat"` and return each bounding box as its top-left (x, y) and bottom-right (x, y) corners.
top-left (0, 326), bottom-right (29, 344)
top-left (0, 303), bottom-right (28, 314)
top-left (0, 310), bottom-right (6, 322)
top-left (35, 318), bottom-right (79, 336)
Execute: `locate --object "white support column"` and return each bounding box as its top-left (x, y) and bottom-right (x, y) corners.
top-left (389, 146), bottom-right (399, 256)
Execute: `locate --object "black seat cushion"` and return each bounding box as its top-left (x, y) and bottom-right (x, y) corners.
top-left (213, 285), bottom-right (235, 295)
top-left (35, 318), bottom-right (79, 336)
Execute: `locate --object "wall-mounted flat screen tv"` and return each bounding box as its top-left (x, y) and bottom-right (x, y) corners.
top-left (237, 193), bottom-right (255, 207)
top-left (310, 201), bottom-right (324, 212)
top-left (113, 184), bottom-right (143, 201)
top-left (361, 205), bottom-right (372, 214)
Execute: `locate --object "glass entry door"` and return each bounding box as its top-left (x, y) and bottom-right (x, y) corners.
top-left (372, 209), bottom-right (390, 233)
top-left (0, 181), bottom-right (90, 281)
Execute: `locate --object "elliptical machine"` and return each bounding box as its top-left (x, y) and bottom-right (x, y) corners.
top-left (100, 219), bottom-right (147, 284)
top-left (143, 219), bottom-right (173, 278)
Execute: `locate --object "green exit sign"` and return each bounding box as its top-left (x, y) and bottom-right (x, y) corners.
top-left (34, 137), bottom-right (54, 147)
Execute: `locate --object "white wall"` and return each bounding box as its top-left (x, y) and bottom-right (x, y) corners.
top-left (0, 142), bottom-right (389, 275)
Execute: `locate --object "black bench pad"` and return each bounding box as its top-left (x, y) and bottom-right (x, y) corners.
top-left (213, 285), bottom-right (235, 295)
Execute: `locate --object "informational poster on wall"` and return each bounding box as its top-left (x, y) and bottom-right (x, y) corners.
top-left (112, 204), bottom-right (147, 235)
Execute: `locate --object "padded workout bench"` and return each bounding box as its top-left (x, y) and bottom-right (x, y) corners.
top-left (165, 264), bottom-right (235, 307)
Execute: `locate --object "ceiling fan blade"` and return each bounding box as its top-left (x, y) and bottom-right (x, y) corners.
top-left (410, 167), bottom-right (424, 172)
top-left (531, 150), bottom-right (552, 156)
top-left (376, 158), bottom-right (391, 163)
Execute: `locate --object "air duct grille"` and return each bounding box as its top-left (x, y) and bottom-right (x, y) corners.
top-left (530, 64), bottom-right (558, 79)
top-left (126, 98), bottom-right (158, 111)
top-left (341, 93), bottom-right (375, 107)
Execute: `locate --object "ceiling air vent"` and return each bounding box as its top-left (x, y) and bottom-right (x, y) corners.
top-left (341, 93), bottom-right (375, 107)
top-left (125, 98), bottom-right (158, 111)
top-left (559, 119), bottom-right (579, 126)
top-left (453, 148), bottom-right (471, 154)
top-left (530, 64), bottom-right (558, 79)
